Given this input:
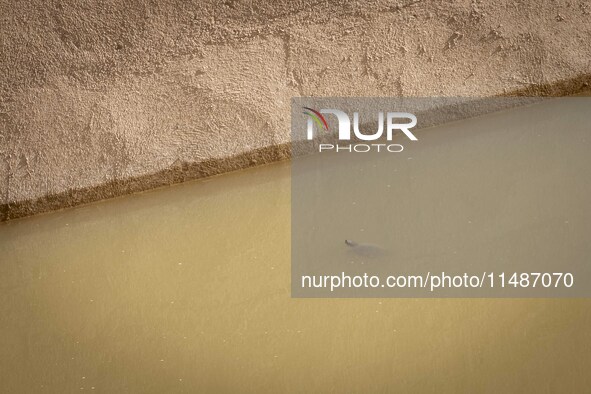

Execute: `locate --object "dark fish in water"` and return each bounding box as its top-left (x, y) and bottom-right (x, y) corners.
top-left (345, 239), bottom-right (386, 257)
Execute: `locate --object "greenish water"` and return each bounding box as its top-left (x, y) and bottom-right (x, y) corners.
top-left (1, 101), bottom-right (591, 391)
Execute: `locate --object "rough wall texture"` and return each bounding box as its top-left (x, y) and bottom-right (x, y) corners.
top-left (1, 0), bottom-right (590, 220)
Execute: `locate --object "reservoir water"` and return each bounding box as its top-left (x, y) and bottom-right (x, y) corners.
top-left (1, 98), bottom-right (590, 392)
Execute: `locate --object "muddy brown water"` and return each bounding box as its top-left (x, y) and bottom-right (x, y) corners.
top-left (1, 99), bottom-right (591, 392)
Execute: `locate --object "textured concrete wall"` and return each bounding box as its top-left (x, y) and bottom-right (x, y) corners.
top-left (1, 0), bottom-right (590, 220)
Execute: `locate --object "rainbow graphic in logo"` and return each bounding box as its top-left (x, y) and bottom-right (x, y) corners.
top-left (303, 107), bottom-right (329, 131)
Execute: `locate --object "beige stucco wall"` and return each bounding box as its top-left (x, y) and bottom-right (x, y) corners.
top-left (1, 0), bottom-right (590, 220)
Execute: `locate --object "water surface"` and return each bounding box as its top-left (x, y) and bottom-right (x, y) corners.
top-left (1, 101), bottom-right (591, 392)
